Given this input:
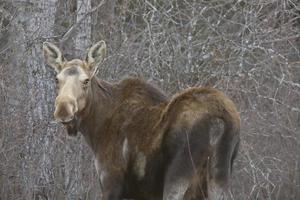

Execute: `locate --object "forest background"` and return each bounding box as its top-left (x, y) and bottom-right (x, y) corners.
top-left (0, 0), bottom-right (299, 199)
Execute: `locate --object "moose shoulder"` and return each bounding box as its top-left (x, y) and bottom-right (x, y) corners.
top-left (43, 41), bottom-right (240, 200)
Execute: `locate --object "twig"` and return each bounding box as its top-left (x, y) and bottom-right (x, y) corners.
top-left (60, 0), bottom-right (106, 45)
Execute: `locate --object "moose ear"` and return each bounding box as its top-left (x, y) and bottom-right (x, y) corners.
top-left (86, 41), bottom-right (106, 74)
top-left (43, 42), bottom-right (64, 72)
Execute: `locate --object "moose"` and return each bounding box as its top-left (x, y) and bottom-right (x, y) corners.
top-left (43, 41), bottom-right (240, 200)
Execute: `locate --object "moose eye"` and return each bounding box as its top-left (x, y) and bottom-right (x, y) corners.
top-left (55, 77), bottom-right (59, 84)
top-left (83, 79), bottom-right (90, 85)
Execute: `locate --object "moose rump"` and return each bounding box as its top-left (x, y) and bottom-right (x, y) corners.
top-left (156, 87), bottom-right (240, 199)
top-left (43, 41), bottom-right (240, 200)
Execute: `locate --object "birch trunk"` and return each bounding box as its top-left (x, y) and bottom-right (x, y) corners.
top-left (0, 0), bottom-right (58, 199)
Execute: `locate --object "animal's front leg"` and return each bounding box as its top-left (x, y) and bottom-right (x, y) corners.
top-left (100, 172), bottom-right (124, 200)
top-left (95, 159), bottom-right (125, 200)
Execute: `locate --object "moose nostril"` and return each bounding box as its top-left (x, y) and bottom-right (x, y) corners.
top-left (54, 102), bottom-right (75, 123)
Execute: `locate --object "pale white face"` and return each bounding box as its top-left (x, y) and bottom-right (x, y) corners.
top-left (54, 60), bottom-right (90, 123)
top-left (43, 41), bottom-right (106, 125)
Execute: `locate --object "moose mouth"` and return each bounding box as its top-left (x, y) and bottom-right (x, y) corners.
top-left (62, 118), bottom-right (78, 136)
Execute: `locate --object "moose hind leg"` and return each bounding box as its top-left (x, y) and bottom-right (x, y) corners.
top-left (163, 149), bottom-right (191, 200)
top-left (163, 125), bottom-right (210, 200)
top-left (212, 128), bottom-right (240, 187)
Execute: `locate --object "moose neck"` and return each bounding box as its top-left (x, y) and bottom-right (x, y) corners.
top-left (78, 77), bottom-right (116, 154)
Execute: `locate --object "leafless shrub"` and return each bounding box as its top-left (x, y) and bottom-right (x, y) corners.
top-left (0, 0), bottom-right (299, 199)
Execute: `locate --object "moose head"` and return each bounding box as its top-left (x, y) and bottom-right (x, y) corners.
top-left (43, 41), bottom-right (106, 135)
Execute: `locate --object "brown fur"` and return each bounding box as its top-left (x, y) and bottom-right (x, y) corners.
top-left (62, 76), bottom-right (240, 200)
top-left (43, 41), bottom-right (240, 200)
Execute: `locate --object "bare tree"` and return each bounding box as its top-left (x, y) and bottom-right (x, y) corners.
top-left (0, 0), bottom-right (299, 199)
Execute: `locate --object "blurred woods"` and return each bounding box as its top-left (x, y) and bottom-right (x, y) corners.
top-left (0, 0), bottom-right (299, 199)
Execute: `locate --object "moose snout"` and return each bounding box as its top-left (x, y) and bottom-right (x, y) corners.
top-left (54, 96), bottom-right (78, 123)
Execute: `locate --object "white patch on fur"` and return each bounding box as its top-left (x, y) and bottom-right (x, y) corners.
top-left (122, 138), bottom-right (129, 163)
top-left (134, 152), bottom-right (146, 179)
top-left (94, 159), bottom-right (100, 175)
top-left (94, 158), bottom-right (106, 183)
top-left (100, 170), bottom-right (107, 183)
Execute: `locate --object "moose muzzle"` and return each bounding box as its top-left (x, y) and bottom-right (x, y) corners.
top-left (54, 96), bottom-right (78, 124)
top-left (54, 96), bottom-right (79, 136)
